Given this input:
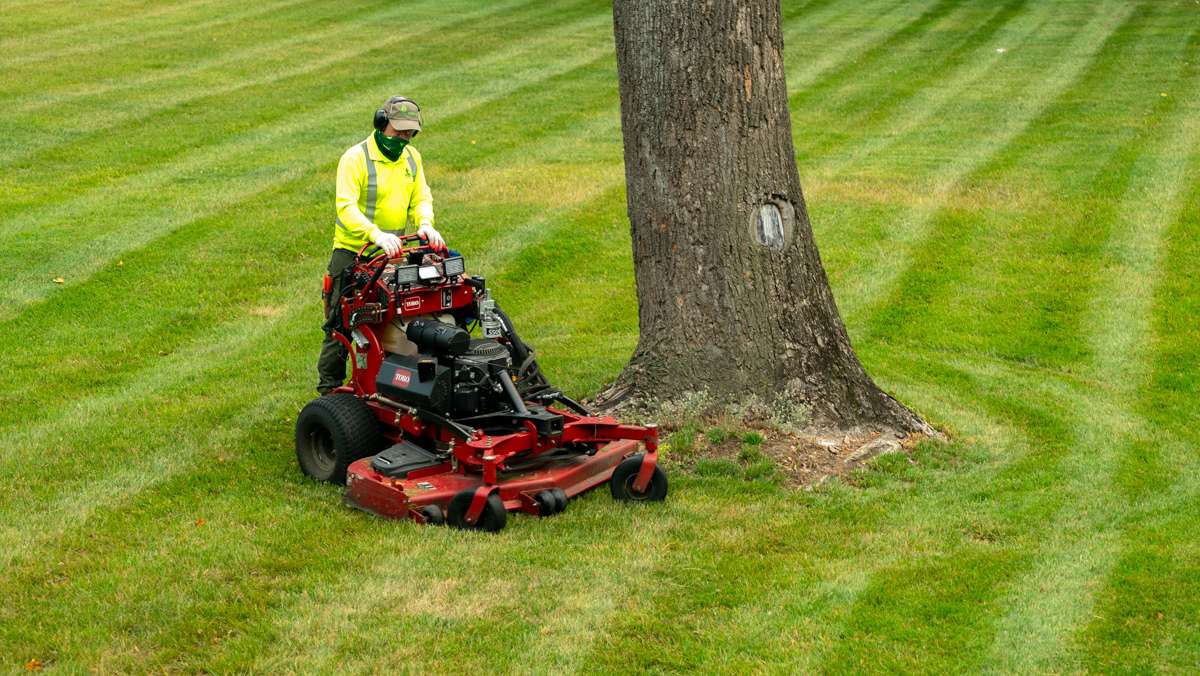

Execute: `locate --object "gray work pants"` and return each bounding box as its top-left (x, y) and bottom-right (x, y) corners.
top-left (316, 248), bottom-right (360, 394)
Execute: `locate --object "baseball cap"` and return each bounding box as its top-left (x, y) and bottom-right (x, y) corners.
top-left (383, 96), bottom-right (422, 132)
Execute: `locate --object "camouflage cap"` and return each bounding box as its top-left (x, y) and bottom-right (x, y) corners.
top-left (383, 95), bottom-right (422, 132)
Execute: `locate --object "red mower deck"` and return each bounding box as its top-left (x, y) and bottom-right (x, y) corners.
top-left (346, 439), bottom-right (645, 520)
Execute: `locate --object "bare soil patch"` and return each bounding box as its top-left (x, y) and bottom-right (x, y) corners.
top-left (667, 425), bottom-right (927, 489)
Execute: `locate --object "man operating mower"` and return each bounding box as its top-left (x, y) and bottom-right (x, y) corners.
top-left (317, 95), bottom-right (445, 395)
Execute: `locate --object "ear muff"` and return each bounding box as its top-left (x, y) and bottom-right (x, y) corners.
top-left (374, 96), bottom-right (421, 134)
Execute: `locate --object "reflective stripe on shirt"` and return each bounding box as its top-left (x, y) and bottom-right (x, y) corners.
top-left (360, 141), bottom-right (377, 222)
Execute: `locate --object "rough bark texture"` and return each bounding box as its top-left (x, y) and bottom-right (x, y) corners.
top-left (605, 0), bottom-right (928, 433)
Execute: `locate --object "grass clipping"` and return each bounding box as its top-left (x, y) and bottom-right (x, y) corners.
top-left (622, 389), bottom-right (927, 489)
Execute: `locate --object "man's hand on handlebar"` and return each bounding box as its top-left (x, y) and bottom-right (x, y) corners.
top-left (373, 231), bottom-right (402, 257)
top-left (417, 222), bottom-right (446, 252)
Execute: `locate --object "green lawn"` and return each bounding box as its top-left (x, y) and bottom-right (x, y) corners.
top-left (2, 0), bottom-right (1198, 672)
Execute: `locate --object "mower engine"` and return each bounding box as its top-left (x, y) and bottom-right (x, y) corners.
top-left (295, 235), bottom-right (667, 532)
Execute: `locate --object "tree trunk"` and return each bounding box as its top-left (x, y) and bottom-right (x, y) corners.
top-left (606, 0), bottom-right (928, 433)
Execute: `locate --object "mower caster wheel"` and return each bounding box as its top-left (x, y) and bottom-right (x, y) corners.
top-left (447, 490), bottom-right (507, 533)
top-left (551, 488), bottom-right (568, 513)
top-left (418, 505), bottom-right (445, 526)
top-left (611, 455), bottom-right (668, 502)
top-left (534, 490), bottom-right (557, 517)
top-left (534, 488), bottom-right (569, 517)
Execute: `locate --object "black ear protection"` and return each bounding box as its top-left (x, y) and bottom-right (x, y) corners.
top-left (373, 96), bottom-right (420, 133)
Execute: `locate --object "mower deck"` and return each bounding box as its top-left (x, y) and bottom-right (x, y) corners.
top-left (345, 439), bottom-right (640, 520)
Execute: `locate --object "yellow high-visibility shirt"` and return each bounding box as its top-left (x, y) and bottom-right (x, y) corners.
top-left (332, 133), bottom-right (434, 253)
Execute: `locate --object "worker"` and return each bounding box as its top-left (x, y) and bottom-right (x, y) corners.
top-left (317, 95), bottom-right (444, 395)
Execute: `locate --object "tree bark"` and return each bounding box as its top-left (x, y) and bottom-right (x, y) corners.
top-left (606, 0), bottom-right (928, 433)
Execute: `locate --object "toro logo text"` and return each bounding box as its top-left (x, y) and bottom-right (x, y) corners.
top-left (392, 369), bottom-right (412, 388)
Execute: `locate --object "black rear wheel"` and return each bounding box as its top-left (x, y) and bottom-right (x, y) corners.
top-left (295, 394), bottom-right (385, 484)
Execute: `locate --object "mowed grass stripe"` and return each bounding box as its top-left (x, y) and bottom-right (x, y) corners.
top-left (780, 0), bottom-right (924, 88)
top-left (787, 0), bottom-right (980, 111)
top-left (577, 485), bottom-right (848, 672)
top-left (0, 0), bottom-right (111, 33)
top-left (0, 0), bottom-right (873, 237)
top-left (579, 347), bottom-right (1084, 671)
top-left (0, 0), bottom-right (227, 56)
top-left (1103, 140), bottom-right (1200, 515)
top-left (0, 0), bottom-right (566, 222)
top-left (1, 0), bottom-right (384, 113)
top-left (0, 339), bottom-right (358, 669)
top-left (0, 0), bottom-right (872, 188)
top-left (785, 0), bottom-right (941, 92)
top-left (840, 46), bottom-right (1200, 657)
top-left (785, 0), bottom-right (1015, 178)
top-left (0, 0), bottom-right (508, 162)
top-left (764, 333), bottom-right (1129, 671)
top-left (0, 312), bottom-right (304, 567)
top-left (0, 0), bottom-right (319, 72)
top-left (982, 45), bottom-right (1200, 672)
top-left (864, 0), bottom-right (1200, 513)
top-left (796, 0), bottom-right (1058, 307)
top-left (582, 354), bottom-right (1076, 673)
top-left (0, 8), bottom-right (613, 318)
top-left (830, 3), bottom-right (1136, 332)
top-left (1086, 511), bottom-right (1200, 672)
top-left (863, 3), bottom-right (1195, 372)
top-left (803, 356), bottom-right (1084, 671)
top-left (1102, 165), bottom-right (1200, 528)
top-left (796, 0), bottom-right (1032, 168)
top-left (1083, 190), bottom-right (1200, 670)
top-left (741, 235), bottom-right (1121, 670)
top-left (792, 0), bottom-right (1048, 292)
top-left (0, 0), bottom-right (857, 205)
top-left (238, 490), bottom-right (681, 673)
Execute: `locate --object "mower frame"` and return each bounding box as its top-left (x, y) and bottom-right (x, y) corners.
top-left (301, 236), bottom-right (665, 531)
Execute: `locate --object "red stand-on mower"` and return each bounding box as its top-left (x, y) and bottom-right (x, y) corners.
top-left (295, 235), bottom-right (667, 532)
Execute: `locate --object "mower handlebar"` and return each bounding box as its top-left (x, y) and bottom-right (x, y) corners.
top-left (357, 233), bottom-right (445, 263)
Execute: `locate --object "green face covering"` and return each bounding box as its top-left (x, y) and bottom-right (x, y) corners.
top-left (374, 129), bottom-right (409, 161)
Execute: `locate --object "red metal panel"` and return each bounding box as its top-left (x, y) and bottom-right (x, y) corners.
top-left (343, 440), bottom-right (640, 520)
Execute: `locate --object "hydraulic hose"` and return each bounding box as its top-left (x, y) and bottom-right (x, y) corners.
top-left (492, 304), bottom-right (551, 396)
